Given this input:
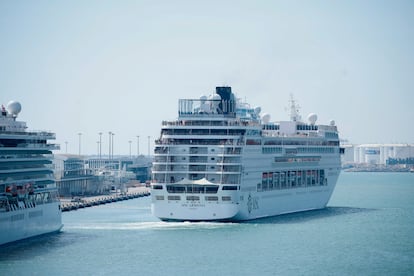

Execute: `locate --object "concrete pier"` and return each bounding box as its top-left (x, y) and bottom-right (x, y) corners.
top-left (60, 187), bottom-right (150, 212)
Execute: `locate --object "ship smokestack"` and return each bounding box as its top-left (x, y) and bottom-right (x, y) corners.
top-left (215, 86), bottom-right (235, 115)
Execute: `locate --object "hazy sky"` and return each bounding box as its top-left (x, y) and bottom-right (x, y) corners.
top-left (1, 0), bottom-right (413, 155)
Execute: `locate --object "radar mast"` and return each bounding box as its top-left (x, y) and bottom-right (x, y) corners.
top-left (288, 94), bottom-right (301, 122)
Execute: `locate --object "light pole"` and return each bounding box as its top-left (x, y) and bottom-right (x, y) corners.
top-left (136, 135), bottom-right (140, 156)
top-left (147, 136), bottom-right (151, 157)
top-left (98, 132), bottom-right (102, 160)
top-left (111, 132), bottom-right (115, 160)
top-left (65, 141), bottom-right (68, 154)
top-left (78, 133), bottom-right (82, 156)
top-left (129, 140), bottom-right (132, 158)
top-left (108, 131), bottom-right (112, 160)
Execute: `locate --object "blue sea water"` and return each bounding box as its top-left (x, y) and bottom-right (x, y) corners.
top-left (1, 172), bottom-right (413, 275)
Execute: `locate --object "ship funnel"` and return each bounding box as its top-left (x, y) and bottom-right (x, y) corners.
top-left (216, 86), bottom-right (235, 115)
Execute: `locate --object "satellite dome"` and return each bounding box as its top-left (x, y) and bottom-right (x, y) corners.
top-left (261, 113), bottom-right (271, 124)
top-left (200, 95), bottom-right (207, 103)
top-left (330, 120), bottom-right (335, 126)
top-left (210, 94), bottom-right (221, 109)
top-left (307, 113), bottom-right (317, 125)
top-left (7, 101), bottom-right (22, 116)
top-left (212, 94), bottom-right (221, 100)
top-left (254, 106), bottom-right (261, 114)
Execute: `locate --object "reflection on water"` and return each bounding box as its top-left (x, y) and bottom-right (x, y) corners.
top-left (0, 231), bottom-right (94, 261)
top-left (247, 206), bottom-right (374, 224)
top-left (0, 206), bottom-right (373, 261)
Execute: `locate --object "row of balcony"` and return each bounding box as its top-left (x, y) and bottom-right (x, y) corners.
top-left (154, 155), bottom-right (240, 163)
top-left (152, 164), bottom-right (241, 173)
top-left (155, 146), bottom-right (242, 155)
top-left (153, 173), bottom-right (240, 184)
top-left (161, 119), bottom-right (259, 127)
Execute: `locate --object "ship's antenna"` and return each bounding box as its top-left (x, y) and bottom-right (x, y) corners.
top-left (288, 94), bottom-right (301, 122)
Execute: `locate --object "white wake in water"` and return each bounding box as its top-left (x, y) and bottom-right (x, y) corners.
top-left (64, 221), bottom-right (238, 231)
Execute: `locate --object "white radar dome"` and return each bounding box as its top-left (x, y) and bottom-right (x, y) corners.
top-left (210, 94), bottom-right (221, 109)
top-left (7, 101), bottom-right (22, 116)
top-left (330, 120), bottom-right (335, 126)
top-left (254, 106), bottom-right (261, 114)
top-left (307, 113), bottom-right (317, 125)
top-left (200, 95), bottom-right (208, 102)
top-left (212, 94), bottom-right (221, 100)
top-left (261, 113), bottom-right (271, 124)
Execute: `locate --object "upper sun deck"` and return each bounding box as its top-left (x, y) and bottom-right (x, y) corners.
top-left (1, 101), bottom-right (57, 141)
top-left (178, 86), bottom-right (260, 121)
top-left (163, 86), bottom-right (339, 140)
top-left (178, 98), bottom-right (235, 119)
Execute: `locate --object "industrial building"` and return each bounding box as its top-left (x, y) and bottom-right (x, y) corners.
top-left (341, 143), bottom-right (414, 166)
top-left (53, 154), bottom-right (101, 197)
top-left (53, 154), bottom-right (152, 197)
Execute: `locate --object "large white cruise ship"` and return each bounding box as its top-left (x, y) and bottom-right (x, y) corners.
top-left (0, 101), bottom-right (62, 245)
top-left (151, 86), bottom-right (342, 221)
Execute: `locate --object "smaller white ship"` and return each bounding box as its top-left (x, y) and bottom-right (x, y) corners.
top-left (0, 101), bottom-right (62, 245)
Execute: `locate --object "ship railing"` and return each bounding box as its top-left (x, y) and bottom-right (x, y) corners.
top-left (24, 143), bottom-right (60, 150)
top-left (0, 195), bottom-right (10, 212)
top-left (153, 178), bottom-right (241, 185)
top-left (0, 189), bottom-right (58, 212)
top-left (162, 119), bottom-right (259, 127)
top-left (1, 130), bottom-right (56, 138)
top-left (166, 184), bottom-right (220, 194)
top-left (155, 139), bottom-right (244, 147)
top-left (153, 168), bottom-right (241, 174)
top-left (28, 131), bottom-right (56, 138)
top-left (178, 113), bottom-right (236, 119)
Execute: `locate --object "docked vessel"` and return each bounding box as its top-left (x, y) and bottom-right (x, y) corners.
top-left (151, 86), bottom-right (342, 221)
top-left (0, 101), bottom-right (62, 245)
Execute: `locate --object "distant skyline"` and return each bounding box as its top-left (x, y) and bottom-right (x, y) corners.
top-left (1, 1), bottom-right (413, 155)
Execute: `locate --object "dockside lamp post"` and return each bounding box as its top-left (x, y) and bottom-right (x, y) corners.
top-left (136, 135), bottom-right (140, 157)
top-left (108, 131), bottom-right (112, 160)
top-left (147, 136), bottom-right (151, 157)
top-left (111, 132), bottom-right (115, 160)
top-left (98, 132), bottom-right (102, 160)
top-left (78, 133), bottom-right (82, 156)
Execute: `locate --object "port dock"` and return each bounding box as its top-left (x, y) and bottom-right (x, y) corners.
top-left (60, 187), bottom-right (150, 212)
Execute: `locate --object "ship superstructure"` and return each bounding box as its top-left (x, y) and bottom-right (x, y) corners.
top-left (0, 101), bottom-right (62, 245)
top-left (151, 87), bottom-right (342, 221)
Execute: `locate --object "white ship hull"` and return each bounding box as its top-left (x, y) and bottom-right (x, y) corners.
top-left (152, 172), bottom-right (339, 221)
top-left (0, 202), bottom-right (62, 245)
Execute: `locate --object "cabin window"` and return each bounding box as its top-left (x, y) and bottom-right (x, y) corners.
top-left (222, 186), bottom-right (237, 191)
top-left (187, 196), bottom-right (200, 201)
top-left (168, 195), bottom-right (180, 201)
top-left (205, 196), bottom-right (218, 201)
top-left (205, 186), bottom-right (219, 194)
